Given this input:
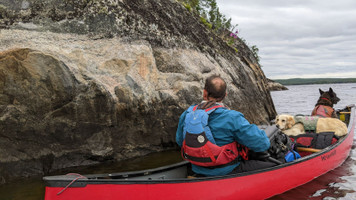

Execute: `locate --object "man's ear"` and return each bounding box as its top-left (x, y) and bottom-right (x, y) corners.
top-left (203, 89), bottom-right (208, 100)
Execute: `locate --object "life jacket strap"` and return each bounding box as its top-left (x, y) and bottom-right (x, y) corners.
top-left (199, 101), bottom-right (216, 109)
top-left (182, 150), bottom-right (240, 169)
top-left (204, 145), bottom-right (217, 163)
top-left (192, 104), bottom-right (224, 113)
top-left (182, 151), bottom-right (218, 163)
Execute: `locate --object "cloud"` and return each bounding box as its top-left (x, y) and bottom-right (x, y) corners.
top-left (216, 0), bottom-right (356, 79)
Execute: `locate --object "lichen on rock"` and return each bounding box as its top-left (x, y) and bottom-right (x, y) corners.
top-left (0, 0), bottom-right (276, 183)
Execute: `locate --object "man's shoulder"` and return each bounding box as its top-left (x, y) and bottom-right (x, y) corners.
top-left (215, 108), bottom-right (244, 117)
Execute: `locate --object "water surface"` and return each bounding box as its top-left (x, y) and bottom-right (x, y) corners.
top-left (270, 83), bottom-right (356, 199)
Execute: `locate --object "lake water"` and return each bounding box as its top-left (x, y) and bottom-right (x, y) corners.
top-left (0, 83), bottom-right (355, 199)
top-left (270, 83), bottom-right (356, 200)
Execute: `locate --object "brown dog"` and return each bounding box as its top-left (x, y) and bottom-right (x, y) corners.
top-left (312, 88), bottom-right (340, 118)
top-left (275, 114), bottom-right (347, 137)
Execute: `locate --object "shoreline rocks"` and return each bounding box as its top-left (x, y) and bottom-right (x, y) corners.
top-left (267, 79), bottom-right (289, 91)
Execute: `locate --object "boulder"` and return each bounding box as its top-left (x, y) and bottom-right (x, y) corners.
top-left (267, 79), bottom-right (289, 91)
top-left (0, 0), bottom-right (276, 183)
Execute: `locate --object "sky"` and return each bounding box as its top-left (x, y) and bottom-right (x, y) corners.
top-left (216, 0), bottom-right (356, 79)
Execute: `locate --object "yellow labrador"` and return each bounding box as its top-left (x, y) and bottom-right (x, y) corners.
top-left (275, 115), bottom-right (305, 136)
top-left (275, 114), bottom-right (347, 137)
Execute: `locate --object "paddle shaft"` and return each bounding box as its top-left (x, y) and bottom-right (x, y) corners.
top-left (297, 147), bottom-right (321, 153)
top-left (266, 157), bottom-right (284, 165)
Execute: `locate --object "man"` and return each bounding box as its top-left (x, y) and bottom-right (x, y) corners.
top-left (176, 75), bottom-right (275, 176)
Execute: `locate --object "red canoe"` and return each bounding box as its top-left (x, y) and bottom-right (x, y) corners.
top-left (43, 105), bottom-right (355, 200)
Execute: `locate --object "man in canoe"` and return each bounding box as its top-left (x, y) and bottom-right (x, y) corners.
top-left (176, 75), bottom-right (276, 176)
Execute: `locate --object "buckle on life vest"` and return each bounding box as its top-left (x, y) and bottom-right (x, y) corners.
top-left (237, 144), bottom-right (249, 160)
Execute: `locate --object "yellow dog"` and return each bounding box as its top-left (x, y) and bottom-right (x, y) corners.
top-left (275, 114), bottom-right (347, 137)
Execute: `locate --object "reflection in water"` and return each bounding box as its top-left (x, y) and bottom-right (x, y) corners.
top-left (0, 178), bottom-right (44, 200)
top-left (0, 151), bottom-right (182, 200)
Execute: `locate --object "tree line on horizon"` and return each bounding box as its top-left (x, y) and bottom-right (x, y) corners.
top-left (274, 78), bottom-right (356, 85)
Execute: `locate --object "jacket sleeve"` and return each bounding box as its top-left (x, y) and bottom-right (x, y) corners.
top-left (232, 112), bottom-right (270, 152)
top-left (176, 110), bottom-right (188, 147)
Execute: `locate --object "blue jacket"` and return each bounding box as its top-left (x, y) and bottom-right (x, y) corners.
top-left (176, 105), bottom-right (270, 176)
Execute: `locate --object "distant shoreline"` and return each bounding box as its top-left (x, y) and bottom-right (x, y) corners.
top-left (273, 78), bottom-right (356, 86)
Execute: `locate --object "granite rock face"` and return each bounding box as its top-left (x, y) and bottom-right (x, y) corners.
top-left (0, 0), bottom-right (276, 183)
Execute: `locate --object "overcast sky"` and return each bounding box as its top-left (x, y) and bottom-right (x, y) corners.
top-left (216, 0), bottom-right (356, 79)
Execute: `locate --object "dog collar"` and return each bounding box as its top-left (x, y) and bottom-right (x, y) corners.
top-left (321, 97), bottom-right (332, 104)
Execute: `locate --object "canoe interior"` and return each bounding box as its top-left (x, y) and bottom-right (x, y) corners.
top-left (43, 104), bottom-right (355, 186)
top-left (44, 126), bottom-right (281, 185)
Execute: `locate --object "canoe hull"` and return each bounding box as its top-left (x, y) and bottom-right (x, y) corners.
top-left (44, 106), bottom-right (355, 200)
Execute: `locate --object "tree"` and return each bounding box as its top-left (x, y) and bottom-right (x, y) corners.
top-left (251, 45), bottom-right (260, 62)
top-left (179, 0), bottom-right (233, 34)
top-left (200, 0), bottom-right (232, 33)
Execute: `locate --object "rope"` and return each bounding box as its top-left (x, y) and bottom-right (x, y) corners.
top-left (57, 173), bottom-right (87, 195)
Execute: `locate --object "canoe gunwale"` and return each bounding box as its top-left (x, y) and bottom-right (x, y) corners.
top-left (43, 105), bottom-right (355, 186)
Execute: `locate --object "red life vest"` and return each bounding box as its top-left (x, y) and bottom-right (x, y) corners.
top-left (311, 105), bottom-right (335, 118)
top-left (181, 103), bottom-right (248, 168)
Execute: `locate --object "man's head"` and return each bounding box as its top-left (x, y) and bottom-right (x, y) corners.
top-left (203, 75), bottom-right (227, 102)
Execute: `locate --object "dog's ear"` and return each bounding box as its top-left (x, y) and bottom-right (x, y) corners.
top-left (329, 87), bottom-right (334, 93)
top-left (319, 89), bottom-right (324, 95)
top-left (287, 116), bottom-right (295, 129)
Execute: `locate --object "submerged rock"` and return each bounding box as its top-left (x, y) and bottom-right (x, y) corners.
top-left (0, 0), bottom-right (276, 183)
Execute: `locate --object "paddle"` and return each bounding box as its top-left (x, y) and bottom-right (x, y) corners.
top-left (252, 151), bottom-right (284, 165)
top-left (266, 156), bottom-right (284, 165)
top-left (296, 147), bottom-right (321, 153)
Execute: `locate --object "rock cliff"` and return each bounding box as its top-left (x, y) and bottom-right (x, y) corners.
top-left (0, 0), bottom-right (276, 183)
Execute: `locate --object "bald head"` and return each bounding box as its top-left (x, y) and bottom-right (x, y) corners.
top-left (204, 75), bottom-right (227, 101)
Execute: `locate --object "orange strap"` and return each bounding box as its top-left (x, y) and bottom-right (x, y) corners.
top-left (204, 145), bottom-right (217, 163)
top-left (192, 104), bottom-right (224, 112)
